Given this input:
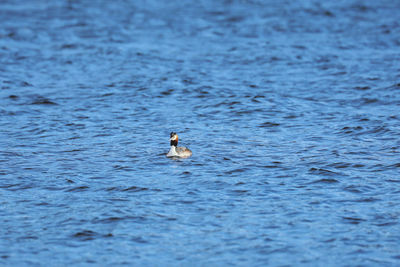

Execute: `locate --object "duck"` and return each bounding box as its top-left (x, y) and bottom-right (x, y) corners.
top-left (166, 132), bottom-right (192, 158)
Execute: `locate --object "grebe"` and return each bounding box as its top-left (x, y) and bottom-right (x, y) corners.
top-left (166, 132), bottom-right (192, 158)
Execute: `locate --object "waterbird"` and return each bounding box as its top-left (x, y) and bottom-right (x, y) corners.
top-left (167, 132), bottom-right (192, 158)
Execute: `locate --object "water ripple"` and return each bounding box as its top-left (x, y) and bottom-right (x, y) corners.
top-left (1, 0), bottom-right (399, 266)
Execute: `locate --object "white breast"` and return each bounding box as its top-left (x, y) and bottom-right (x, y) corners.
top-left (167, 146), bottom-right (178, 157)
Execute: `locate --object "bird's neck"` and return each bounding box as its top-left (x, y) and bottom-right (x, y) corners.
top-left (170, 140), bottom-right (178, 147)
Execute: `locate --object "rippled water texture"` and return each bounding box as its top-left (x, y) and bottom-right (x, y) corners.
top-left (1, 0), bottom-right (400, 265)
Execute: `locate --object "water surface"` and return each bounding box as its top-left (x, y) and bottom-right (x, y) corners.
top-left (1, 0), bottom-right (400, 265)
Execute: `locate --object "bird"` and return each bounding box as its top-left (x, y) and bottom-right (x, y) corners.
top-left (166, 132), bottom-right (192, 158)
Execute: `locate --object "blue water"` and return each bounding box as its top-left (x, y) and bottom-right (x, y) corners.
top-left (1, 0), bottom-right (400, 265)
